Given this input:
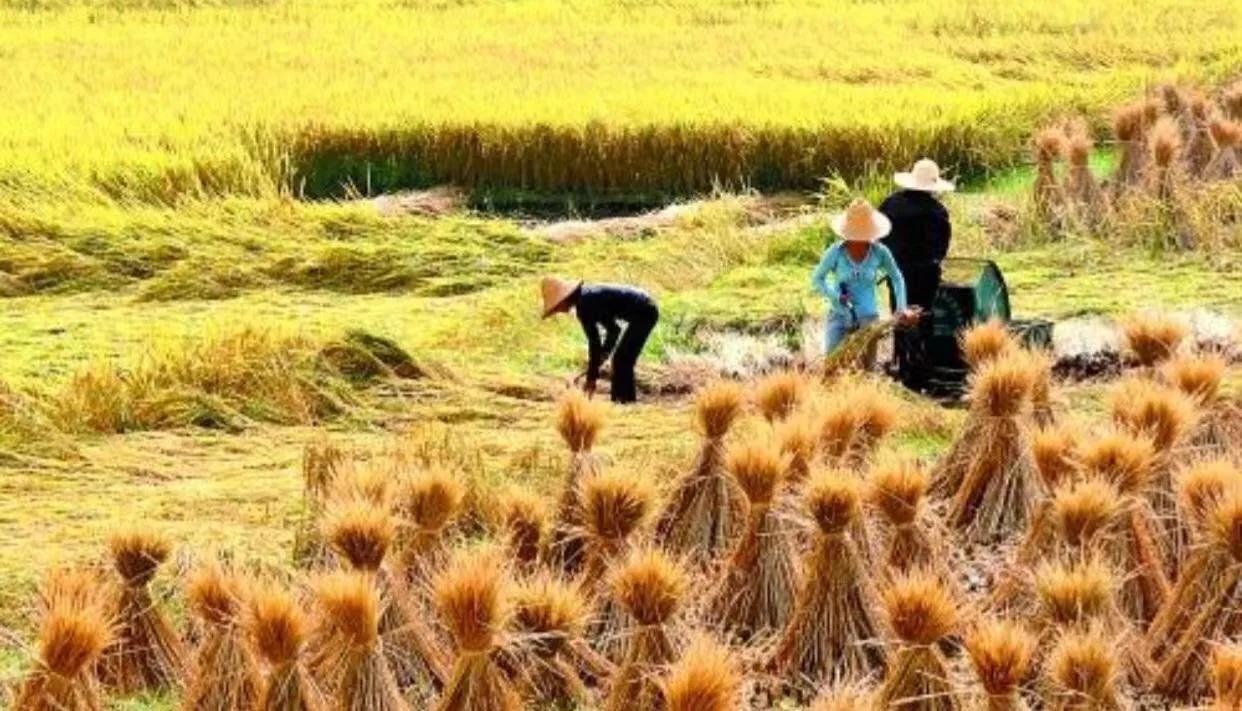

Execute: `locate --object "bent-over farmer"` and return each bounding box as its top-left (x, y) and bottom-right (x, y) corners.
top-left (812, 198), bottom-right (917, 368)
top-left (541, 277), bottom-right (659, 404)
top-left (880, 158), bottom-right (954, 391)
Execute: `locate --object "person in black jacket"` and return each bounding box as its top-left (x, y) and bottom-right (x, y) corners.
top-left (541, 276), bottom-right (659, 404)
top-left (879, 159), bottom-right (954, 391)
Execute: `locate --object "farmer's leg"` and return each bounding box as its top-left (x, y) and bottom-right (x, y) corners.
top-left (610, 307), bottom-right (658, 403)
top-left (824, 314), bottom-right (850, 354)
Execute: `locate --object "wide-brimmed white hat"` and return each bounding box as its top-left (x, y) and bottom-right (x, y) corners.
top-left (540, 276), bottom-right (583, 318)
top-left (831, 198), bottom-right (892, 242)
top-left (894, 158), bottom-right (955, 193)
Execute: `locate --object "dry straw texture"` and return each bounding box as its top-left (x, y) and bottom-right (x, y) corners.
top-left (606, 547), bottom-right (687, 711)
top-left (776, 411), bottom-right (819, 486)
top-left (1213, 644), bottom-right (1242, 710)
top-left (434, 549), bottom-right (520, 711)
top-left (549, 390), bottom-right (607, 575)
top-left (961, 321), bottom-right (1016, 371)
top-left (868, 455), bottom-right (941, 575)
top-left (314, 571), bottom-right (409, 711)
top-left (754, 370), bottom-right (809, 423)
top-left (183, 563), bottom-right (261, 711)
top-left (499, 487), bottom-right (549, 573)
top-left (712, 440), bottom-right (798, 640)
top-left (99, 528), bottom-right (185, 694)
top-left (963, 619), bottom-right (1035, 709)
top-left (662, 634), bottom-right (742, 711)
top-left (656, 382), bottom-right (747, 568)
top-left (771, 469), bottom-right (885, 696)
top-left (1046, 627), bottom-right (1125, 711)
top-left (325, 499), bottom-right (396, 573)
top-left (878, 570), bottom-right (959, 711)
top-left (246, 582), bottom-right (327, 711)
top-left (508, 574), bottom-right (590, 707)
top-left (13, 569), bottom-right (114, 711)
top-left (397, 466), bottom-right (465, 584)
top-left (1120, 313), bottom-right (1188, 367)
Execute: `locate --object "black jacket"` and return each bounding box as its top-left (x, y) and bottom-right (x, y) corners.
top-left (575, 284), bottom-right (658, 382)
top-left (878, 190), bottom-right (952, 269)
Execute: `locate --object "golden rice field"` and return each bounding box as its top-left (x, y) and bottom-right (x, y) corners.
top-left (1, 0), bottom-right (1240, 202)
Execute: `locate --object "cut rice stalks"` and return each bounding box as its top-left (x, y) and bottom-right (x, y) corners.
top-left (315, 571), bottom-right (409, 711)
top-left (867, 454), bottom-right (944, 577)
top-left (434, 549), bottom-right (521, 711)
top-left (943, 355), bottom-right (1042, 545)
top-left (13, 569), bottom-right (114, 711)
top-left (769, 469), bottom-right (886, 699)
top-left (507, 574), bottom-right (591, 708)
top-left (1044, 626), bottom-right (1129, 711)
top-left (247, 582), bottom-right (327, 711)
top-left (98, 528), bottom-right (185, 694)
top-left (710, 440), bottom-right (798, 642)
top-left (499, 487), bottom-right (549, 575)
top-left (876, 570), bottom-right (960, 711)
top-left (605, 547), bottom-right (688, 711)
top-left (655, 381), bottom-right (747, 570)
top-left (662, 634), bottom-right (742, 711)
top-left (548, 390), bottom-right (606, 575)
top-left (963, 619), bottom-right (1035, 711)
top-left (183, 561), bottom-right (261, 711)
top-left (755, 370), bottom-right (809, 423)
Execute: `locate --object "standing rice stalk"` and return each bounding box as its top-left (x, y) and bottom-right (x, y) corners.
top-left (755, 370), bottom-right (809, 423)
top-left (868, 455), bottom-right (943, 576)
top-left (1079, 431), bottom-right (1168, 627)
top-left (961, 321), bottom-right (1015, 372)
top-left (1147, 490), bottom-right (1242, 701)
top-left (769, 469), bottom-right (886, 698)
top-left (579, 469), bottom-right (655, 660)
top-left (1111, 102), bottom-right (1149, 192)
top-left (13, 570), bottom-right (114, 711)
top-left (247, 582), bottom-right (327, 711)
top-left (98, 527), bottom-right (185, 694)
top-left (877, 570), bottom-right (961, 711)
top-left (395, 467), bottom-right (465, 591)
top-left (661, 634), bottom-right (742, 711)
top-left (434, 549), bottom-right (521, 711)
top-left (1111, 379), bottom-right (1198, 574)
top-left (605, 547), bottom-right (688, 711)
top-left (1162, 353), bottom-right (1239, 455)
top-left (182, 562), bottom-right (261, 711)
top-left (1043, 627), bottom-right (1129, 711)
top-left (1146, 116), bottom-right (1183, 202)
top-left (1031, 560), bottom-right (1152, 689)
top-left (1064, 123), bottom-right (1102, 227)
top-left (314, 572), bottom-right (409, 711)
top-left (844, 381), bottom-right (901, 468)
top-left (499, 487), bottom-right (549, 575)
top-left (1120, 313), bottom-right (1188, 370)
top-left (1212, 644), bottom-right (1242, 710)
top-left (964, 619), bottom-right (1035, 711)
top-left (322, 499), bottom-right (449, 704)
top-left (1204, 117), bottom-right (1241, 180)
top-left (1033, 128), bottom-right (1067, 227)
top-left (710, 440), bottom-right (798, 642)
top-left (776, 410), bottom-right (819, 488)
top-left (548, 390), bottom-right (606, 574)
top-left (655, 381), bottom-right (747, 570)
top-left (945, 356), bottom-right (1042, 544)
top-left (507, 574), bottom-right (591, 709)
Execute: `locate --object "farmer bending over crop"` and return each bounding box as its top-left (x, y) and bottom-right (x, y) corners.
top-left (541, 277), bottom-right (659, 404)
top-left (880, 158), bottom-right (954, 391)
top-left (812, 198), bottom-right (917, 367)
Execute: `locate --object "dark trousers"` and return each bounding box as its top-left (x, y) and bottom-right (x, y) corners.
top-left (890, 263), bottom-right (942, 389)
top-left (610, 306), bottom-right (658, 403)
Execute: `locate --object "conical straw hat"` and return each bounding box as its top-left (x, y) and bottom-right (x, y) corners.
top-left (894, 158), bottom-right (955, 193)
top-left (830, 198), bottom-right (892, 242)
top-left (541, 276), bottom-right (582, 318)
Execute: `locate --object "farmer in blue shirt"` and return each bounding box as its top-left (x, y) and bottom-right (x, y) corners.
top-left (812, 198), bottom-right (919, 366)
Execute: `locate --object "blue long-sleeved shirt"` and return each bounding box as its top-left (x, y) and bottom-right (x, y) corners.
top-left (811, 241), bottom-right (907, 320)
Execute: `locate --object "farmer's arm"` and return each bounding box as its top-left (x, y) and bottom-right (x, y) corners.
top-left (578, 312), bottom-right (607, 385)
top-left (811, 244), bottom-right (840, 301)
top-left (931, 205), bottom-right (952, 262)
top-left (600, 319), bottom-right (622, 359)
top-left (878, 244), bottom-right (908, 312)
